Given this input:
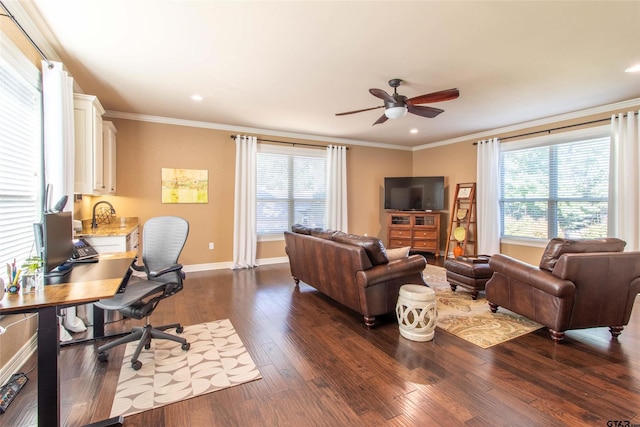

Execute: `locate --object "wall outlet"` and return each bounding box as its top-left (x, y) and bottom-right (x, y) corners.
top-left (208, 242), bottom-right (214, 250)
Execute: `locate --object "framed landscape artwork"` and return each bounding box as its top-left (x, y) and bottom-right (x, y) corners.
top-left (161, 168), bottom-right (208, 204)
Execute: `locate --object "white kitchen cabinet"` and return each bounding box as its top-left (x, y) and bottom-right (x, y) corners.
top-left (103, 121), bottom-right (117, 195)
top-left (83, 226), bottom-right (139, 254)
top-left (74, 93), bottom-right (105, 194)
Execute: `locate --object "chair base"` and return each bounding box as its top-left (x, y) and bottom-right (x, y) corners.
top-left (98, 322), bottom-right (189, 370)
top-left (490, 302), bottom-right (626, 342)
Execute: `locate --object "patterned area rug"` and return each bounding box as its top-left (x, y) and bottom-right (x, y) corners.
top-left (110, 319), bottom-right (262, 418)
top-left (423, 264), bottom-right (543, 348)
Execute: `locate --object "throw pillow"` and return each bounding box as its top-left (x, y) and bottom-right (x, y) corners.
top-left (386, 246), bottom-right (411, 262)
top-left (332, 233), bottom-right (389, 266)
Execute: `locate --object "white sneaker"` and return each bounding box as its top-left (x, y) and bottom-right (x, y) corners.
top-left (78, 304), bottom-right (93, 326)
top-left (59, 318), bottom-right (73, 342)
top-left (63, 315), bottom-right (87, 333)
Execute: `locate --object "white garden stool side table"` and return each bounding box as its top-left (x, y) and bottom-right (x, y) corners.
top-left (395, 284), bottom-right (437, 342)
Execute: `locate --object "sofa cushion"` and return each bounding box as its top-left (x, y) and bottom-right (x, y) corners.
top-left (539, 238), bottom-right (626, 272)
top-left (291, 224), bottom-right (341, 239)
top-left (332, 233), bottom-right (389, 266)
top-left (291, 224), bottom-right (312, 235)
top-left (386, 246), bottom-right (411, 262)
top-left (309, 228), bottom-right (341, 240)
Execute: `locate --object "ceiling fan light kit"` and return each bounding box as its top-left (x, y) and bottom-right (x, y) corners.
top-left (385, 106), bottom-right (408, 120)
top-left (336, 78), bottom-right (459, 126)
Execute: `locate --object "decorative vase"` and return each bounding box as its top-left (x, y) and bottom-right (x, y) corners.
top-left (453, 243), bottom-right (464, 258)
top-left (21, 256), bottom-right (44, 293)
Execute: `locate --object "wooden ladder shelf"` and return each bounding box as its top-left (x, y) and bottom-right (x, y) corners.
top-left (445, 182), bottom-right (477, 258)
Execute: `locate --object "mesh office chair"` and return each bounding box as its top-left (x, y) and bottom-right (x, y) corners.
top-left (95, 216), bottom-right (190, 370)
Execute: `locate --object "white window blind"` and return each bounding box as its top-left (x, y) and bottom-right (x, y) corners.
top-left (0, 34), bottom-right (42, 284)
top-left (256, 144), bottom-right (326, 237)
top-left (500, 129), bottom-right (610, 240)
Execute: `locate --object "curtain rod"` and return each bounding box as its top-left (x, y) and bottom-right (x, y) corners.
top-left (475, 111), bottom-right (639, 145)
top-left (229, 135), bottom-right (348, 150)
top-left (0, 1), bottom-right (53, 69)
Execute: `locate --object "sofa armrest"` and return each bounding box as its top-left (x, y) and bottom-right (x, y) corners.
top-left (489, 254), bottom-right (575, 298)
top-left (356, 254), bottom-right (426, 288)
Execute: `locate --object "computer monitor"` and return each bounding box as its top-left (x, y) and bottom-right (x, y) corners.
top-left (43, 211), bottom-right (74, 275)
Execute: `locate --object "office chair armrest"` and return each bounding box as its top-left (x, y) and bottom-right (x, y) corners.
top-left (148, 263), bottom-right (184, 278)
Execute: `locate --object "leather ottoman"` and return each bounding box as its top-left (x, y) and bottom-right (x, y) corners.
top-left (444, 256), bottom-right (493, 300)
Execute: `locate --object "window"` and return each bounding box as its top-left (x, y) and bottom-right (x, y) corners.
top-left (256, 144), bottom-right (326, 238)
top-left (0, 34), bottom-right (43, 284)
top-left (499, 127), bottom-right (610, 241)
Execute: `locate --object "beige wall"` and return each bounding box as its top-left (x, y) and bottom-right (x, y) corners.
top-left (75, 121), bottom-right (415, 265)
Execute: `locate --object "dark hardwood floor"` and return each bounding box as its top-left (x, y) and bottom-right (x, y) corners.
top-left (4, 262), bottom-right (640, 426)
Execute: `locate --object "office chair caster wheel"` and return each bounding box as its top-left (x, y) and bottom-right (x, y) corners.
top-left (182, 342), bottom-right (190, 351)
top-left (144, 343), bottom-right (151, 350)
top-left (132, 360), bottom-right (142, 371)
top-left (98, 352), bottom-right (108, 362)
top-left (176, 326), bottom-right (184, 334)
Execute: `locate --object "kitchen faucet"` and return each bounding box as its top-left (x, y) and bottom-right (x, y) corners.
top-left (91, 201), bottom-right (116, 228)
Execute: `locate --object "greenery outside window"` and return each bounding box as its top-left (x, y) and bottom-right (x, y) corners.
top-left (499, 126), bottom-right (610, 241)
top-left (256, 144), bottom-right (326, 240)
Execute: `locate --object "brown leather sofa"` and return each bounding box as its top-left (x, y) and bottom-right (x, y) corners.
top-left (284, 225), bottom-right (427, 327)
top-left (486, 238), bottom-right (640, 341)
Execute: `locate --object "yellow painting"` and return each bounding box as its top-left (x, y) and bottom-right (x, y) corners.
top-left (161, 168), bottom-right (208, 204)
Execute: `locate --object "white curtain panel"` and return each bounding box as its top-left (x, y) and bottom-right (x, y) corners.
top-left (42, 61), bottom-right (75, 211)
top-left (609, 111), bottom-right (640, 251)
top-left (326, 145), bottom-right (348, 232)
top-left (476, 138), bottom-right (501, 255)
top-left (232, 135), bottom-right (257, 269)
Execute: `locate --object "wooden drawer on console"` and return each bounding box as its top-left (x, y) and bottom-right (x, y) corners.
top-left (413, 230), bottom-right (437, 239)
top-left (389, 238), bottom-right (412, 248)
top-left (389, 229), bottom-right (411, 238)
top-left (412, 240), bottom-right (437, 251)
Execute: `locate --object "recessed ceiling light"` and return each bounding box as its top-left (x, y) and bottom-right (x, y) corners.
top-left (190, 94), bottom-right (204, 101)
top-left (625, 64), bottom-right (640, 73)
top-left (410, 129), bottom-right (418, 134)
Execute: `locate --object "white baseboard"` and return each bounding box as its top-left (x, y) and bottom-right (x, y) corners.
top-left (0, 333), bottom-right (37, 386)
top-left (183, 256), bottom-right (289, 272)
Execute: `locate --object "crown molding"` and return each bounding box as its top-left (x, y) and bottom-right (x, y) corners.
top-left (104, 110), bottom-right (413, 151)
top-left (413, 97), bottom-right (640, 151)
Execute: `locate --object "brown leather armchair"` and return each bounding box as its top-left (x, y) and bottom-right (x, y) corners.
top-left (486, 238), bottom-right (640, 342)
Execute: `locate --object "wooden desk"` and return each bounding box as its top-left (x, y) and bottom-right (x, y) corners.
top-left (0, 251), bottom-right (137, 427)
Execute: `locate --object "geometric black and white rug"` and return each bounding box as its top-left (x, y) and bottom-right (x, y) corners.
top-left (110, 319), bottom-right (262, 418)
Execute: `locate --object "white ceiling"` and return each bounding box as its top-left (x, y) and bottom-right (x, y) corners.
top-left (13, 0), bottom-right (640, 148)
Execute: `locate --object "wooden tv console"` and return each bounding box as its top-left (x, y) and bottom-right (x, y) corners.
top-left (386, 211), bottom-right (441, 259)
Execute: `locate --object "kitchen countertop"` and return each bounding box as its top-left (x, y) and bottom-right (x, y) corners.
top-left (76, 217), bottom-right (139, 237)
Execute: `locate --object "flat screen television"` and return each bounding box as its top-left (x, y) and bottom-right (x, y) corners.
top-left (43, 211), bottom-right (74, 276)
top-left (384, 176), bottom-right (445, 211)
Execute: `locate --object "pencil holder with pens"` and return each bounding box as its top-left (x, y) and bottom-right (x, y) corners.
top-left (5, 256), bottom-right (44, 294)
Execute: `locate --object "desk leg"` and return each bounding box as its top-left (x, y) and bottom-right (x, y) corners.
top-left (93, 305), bottom-right (105, 338)
top-left (38, 306), bottom-right (60, 427)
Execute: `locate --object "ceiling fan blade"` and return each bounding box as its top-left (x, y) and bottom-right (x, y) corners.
top-left (406, 88), bottom-right (459, 105)
top-left (369, 88), bottom-right (395, 104)
top-left (407, 104), bottom-right (444, 118)
top-left (335, 105), bottom-right (384, 116)
top-left (373, 114), bottom-right (388, 125)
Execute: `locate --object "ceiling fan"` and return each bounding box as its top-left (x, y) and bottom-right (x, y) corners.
top-left (335, 79), bottom-right (459, 125)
